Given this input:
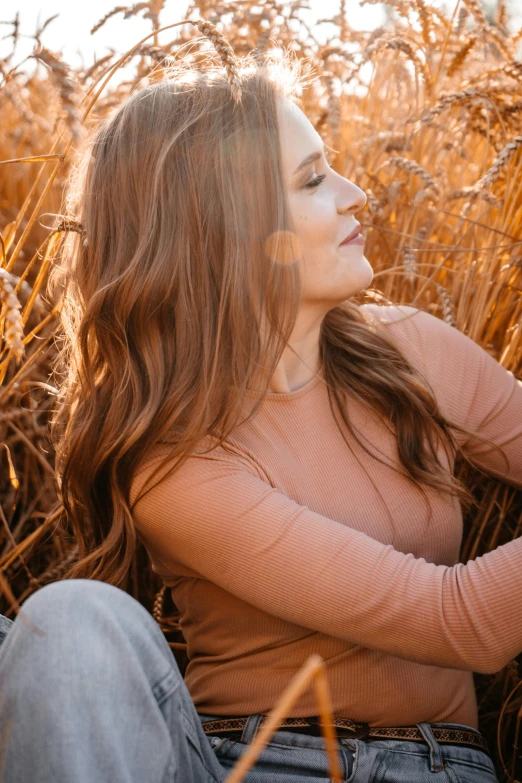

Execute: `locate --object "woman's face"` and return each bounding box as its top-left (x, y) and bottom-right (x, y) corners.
top-left (277, 98), bottom-right (374, 312)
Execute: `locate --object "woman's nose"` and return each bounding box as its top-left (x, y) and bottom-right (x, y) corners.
top-left (340, 187), bottom-right (367, 214)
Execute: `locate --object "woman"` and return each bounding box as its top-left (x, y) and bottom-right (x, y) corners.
top-left (0, 49), bottom-right (521, 783)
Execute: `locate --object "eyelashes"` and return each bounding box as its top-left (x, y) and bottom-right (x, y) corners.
top-left (305, 173), bottom-right (327, 189)
top-left (304, 149), bottom-right (334, 189)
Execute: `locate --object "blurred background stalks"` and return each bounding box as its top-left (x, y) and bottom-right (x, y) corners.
top-left (1, 0), bottom-right (522, 779)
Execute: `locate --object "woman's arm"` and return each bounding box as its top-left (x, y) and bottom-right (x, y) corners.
top-left (373, 305), bottom-right (522, 489)
top-left (131, 444), bottom-right (522, 675)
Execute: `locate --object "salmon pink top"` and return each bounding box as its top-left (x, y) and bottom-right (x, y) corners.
top-left (130, 305), bottom-right (522, 728)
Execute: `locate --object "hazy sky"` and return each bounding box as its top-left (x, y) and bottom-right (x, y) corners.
top-left (2, 1), bottom-right (520, 78)
top-left (3, 1), bottom-right (449, 67)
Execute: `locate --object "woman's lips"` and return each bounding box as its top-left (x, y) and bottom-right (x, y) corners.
top-left (340, 233), bottom-right (365, 246)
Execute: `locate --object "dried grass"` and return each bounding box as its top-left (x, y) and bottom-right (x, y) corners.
top-left (31, 46), bottom-right (84, 143)
top-left (0, 270), bottom-right (24, 362)
top-left (446, 33), bottom-right (478, 78)
top-left (384, 155), bottom-right (440, 195)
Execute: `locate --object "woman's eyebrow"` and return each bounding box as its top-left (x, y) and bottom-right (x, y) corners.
top-left (292, 150), bottom-right (322, 178)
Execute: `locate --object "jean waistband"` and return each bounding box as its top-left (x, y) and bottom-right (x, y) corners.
top-left (197, 714), bottom-right (490, 757)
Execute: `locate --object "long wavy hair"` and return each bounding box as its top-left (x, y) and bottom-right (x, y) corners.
top-left (49, 49), bottom-right (506, 588)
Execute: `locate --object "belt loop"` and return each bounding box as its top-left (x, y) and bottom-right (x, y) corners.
top-left (417, 722), bottom-right (445, 772)
top-left (240, 713), bottom-right (265, 745)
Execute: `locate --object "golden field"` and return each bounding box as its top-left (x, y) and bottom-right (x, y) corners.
top-left (0, 0), bottom-right (522, 779)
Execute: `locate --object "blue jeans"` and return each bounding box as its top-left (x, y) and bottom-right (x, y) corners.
top-left (0, 579), bottom-right (500, 782)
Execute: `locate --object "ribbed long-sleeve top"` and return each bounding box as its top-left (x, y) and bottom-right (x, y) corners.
top-left (130, 304), bottom-right (522, 729)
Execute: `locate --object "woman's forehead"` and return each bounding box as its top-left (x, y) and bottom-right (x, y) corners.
top-left (277, 100), bottom-right (323, 170)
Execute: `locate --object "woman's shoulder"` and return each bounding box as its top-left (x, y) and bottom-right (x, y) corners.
top-left (359, 303), bottom-right (452, 345)
top-left (360, 302), bottom-right (423, 324)
top-left (358, 303), bottom-right (493, 411)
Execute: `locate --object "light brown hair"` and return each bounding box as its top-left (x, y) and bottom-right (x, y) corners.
top-left (49, 49), bottom-right (506, 587)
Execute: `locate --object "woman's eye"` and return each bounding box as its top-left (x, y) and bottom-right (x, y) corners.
top-left (305, 173), bottom-right (327, 189)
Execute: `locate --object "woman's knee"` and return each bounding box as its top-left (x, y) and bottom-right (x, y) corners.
top-left (18, 578), bottom-right (134, 627)
top-left (14, 579), bottom-right (168, 653)
top-left (4, 578), bottom-right (182, 681)
top-left (0, 580), bottom-right (188, 735)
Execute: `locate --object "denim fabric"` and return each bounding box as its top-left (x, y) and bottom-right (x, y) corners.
top-left (0, 579), bottom-right (500, 782)
top-left (0, 614), bottom-right (13, 647)
top-left (200, 714), bottom-right (500, 782)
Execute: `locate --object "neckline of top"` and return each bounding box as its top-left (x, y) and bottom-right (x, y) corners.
top-left (242, 371), bottom-right (324, 401)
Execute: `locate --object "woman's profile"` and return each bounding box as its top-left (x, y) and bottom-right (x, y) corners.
top-left (0, 43), bottom-right (521, 783)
